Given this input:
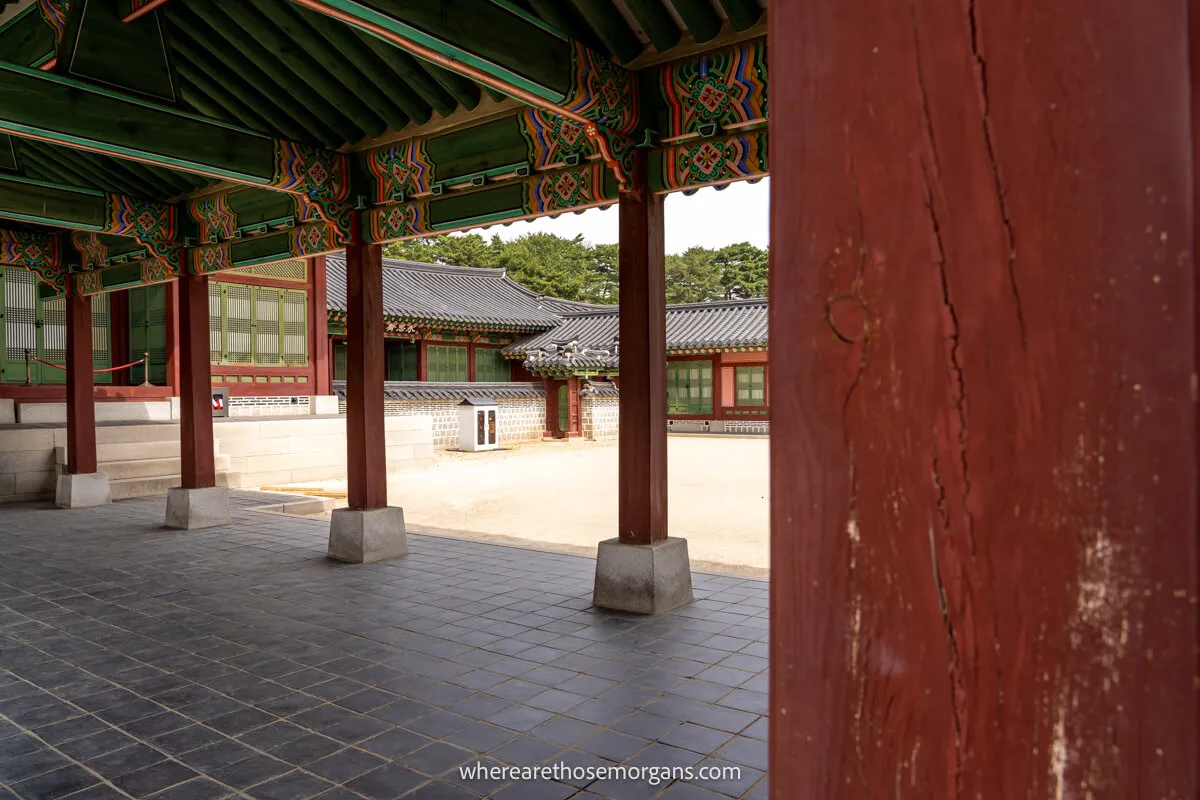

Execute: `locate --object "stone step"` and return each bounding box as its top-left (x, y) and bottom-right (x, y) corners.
top-left (93, 424), bottom-right (181, 445)
top-left (109, 471), bottom-right (236, 502)
top-left (93, 455), bottom-right (232, 481)
top-left (57, 440), bottom-right (223, 465)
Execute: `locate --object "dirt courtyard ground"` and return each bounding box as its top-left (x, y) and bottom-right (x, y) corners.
top-left (305, 436), bottom-right (769, 576)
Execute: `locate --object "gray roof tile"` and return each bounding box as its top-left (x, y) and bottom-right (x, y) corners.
top-left (332, 380), bottom-right (545, 401)
top-left (504, 298), bottom-right (768, 359)
top-left (325, 253), bottom-right (564, 331)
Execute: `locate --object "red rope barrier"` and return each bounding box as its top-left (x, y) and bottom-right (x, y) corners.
top-left (29, 356), bottom-right (147, 374)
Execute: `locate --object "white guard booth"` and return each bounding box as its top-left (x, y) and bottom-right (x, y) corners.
top-left (458, 397), bottom-right (499, 452)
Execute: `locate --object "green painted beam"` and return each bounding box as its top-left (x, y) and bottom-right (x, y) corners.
top-left (565, 0), bottom-right (643, 63)
top-left (424, 117), bottom-right (530, 182)
top-left (623, 0), bottom-right (681, 53)
top-left (669, 0), bottom-right (723, 44)
top-left (0, 174), bottom-right (108, 231)
top-left (717, 0), bottom-right (762, 32)
top-left (287, 0), bottom-right (572, 100)
top-left (167, 5), bottom-right (351, 146)
top-left (0, 61), bottom-right (276, 184)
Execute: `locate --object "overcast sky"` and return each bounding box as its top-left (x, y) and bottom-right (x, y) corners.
top-left (482, 178), bottom-right (769, 255)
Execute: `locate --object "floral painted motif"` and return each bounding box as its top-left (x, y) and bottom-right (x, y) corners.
top-left (105, 195), bottom-right (183, 271)
top-left (520, 108), bottom-right (593, 170)
top-left (71, 232), bottom-right (108, 270)
top-left (189, 193), bottom-right (238, 242)
top-left (661, 132), bottom-right (768, 191)
top-left (270, 141), bottom-right (352, 241)
top-left (366, 203), bottom-right (431, 243)
top-left (0, 229), bottom-right (64, 290)
top-left (563, 42), bottom-right (638, 135)
top-left (290, 222), bottom-right (339, 256)
top-left (525, 164), bottom-right (607, 215)
top-left (140, 258), bottom-right (177, 285)
top-left (191, 244), bottom-right (234, 275)
top-left (367, 140), bottom-right (434, 204)
top-left (74, 269), bottom-right (101, 295)
top-left (658, 40), bottom-right (768, 139)
top-left (37, 0), bottom-right (69, 46)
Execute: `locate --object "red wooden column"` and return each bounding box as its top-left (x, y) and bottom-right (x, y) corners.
top-left (310, 255), bottom-right (331, 396)
top-left (344, 212), bottom-right (387, 509)
top-left (617, 151), bottom-right (667, 544)
top-left (178, 273), bottom-right (215, 489)
top-left (769, 0), bottom-right (1197, 797)
top-left (64, 284), bottom-right (97, 475)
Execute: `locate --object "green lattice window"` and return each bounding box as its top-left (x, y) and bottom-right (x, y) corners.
top-left (0, 268), bottom-right (110, 385)
top-left (474, 347), bottom-right (510, 382)
top-left (667, 360), bottom-right (713, 415)
top-left (427, 344), bottom-right (467, 382)
top-left (209, 282), bottom-right (308, 366)
top-left (735, 365), bottom-right (766, 407)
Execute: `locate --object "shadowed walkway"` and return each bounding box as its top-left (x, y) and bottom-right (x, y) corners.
top-left (0, 493), bottom-right (767, 799)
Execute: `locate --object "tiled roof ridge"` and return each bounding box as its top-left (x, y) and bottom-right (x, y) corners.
top-left (553, 296), bottom-right (769, 319)
top-left (326, 252), bottom-right (510, 279)
top-left (502, 280), bottom-right (610, 312)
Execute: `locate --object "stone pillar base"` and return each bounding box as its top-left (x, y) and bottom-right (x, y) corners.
top-left (593, 537), bottom-right (694, 614)
top-left (165, 486), bottom-right (231, 530)
top-left (55, 472), bottom-right (111, 508)
top-left (328, 507), bottom-right (408, 563)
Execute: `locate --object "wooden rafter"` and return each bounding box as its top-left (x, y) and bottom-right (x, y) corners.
top-left (287, 0), bottom-right (643, 190)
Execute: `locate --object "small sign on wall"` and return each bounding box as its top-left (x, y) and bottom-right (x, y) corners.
top-left (211, 387), bottom-right (230, 418)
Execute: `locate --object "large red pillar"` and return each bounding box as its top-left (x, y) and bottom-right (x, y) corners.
top-left (769, 0), bottom-right (1197, 797)
top-left (617, 151), bottom-right (667, 545)
top-left (594, 151), bottom-right (690, 614)
top-left (64, 284), bottom-right (96, 475)
top-left (178, 273), bottom-right (215, 489)
top-left (344, 212), bottom-right (387, 509)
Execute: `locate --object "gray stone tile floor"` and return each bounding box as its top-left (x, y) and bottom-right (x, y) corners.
top-left (0, 492), bottom-right (768, 800)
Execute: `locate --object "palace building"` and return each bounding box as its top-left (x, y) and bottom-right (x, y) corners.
top-left (0, 252), bottom-right (768, 444)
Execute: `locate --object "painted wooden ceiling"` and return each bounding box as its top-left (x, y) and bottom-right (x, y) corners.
top-left (0, 0), bottom-right (768, 296)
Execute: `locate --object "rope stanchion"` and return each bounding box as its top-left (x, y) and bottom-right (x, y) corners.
top-left (27, 354), bottom-right (151, 376)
